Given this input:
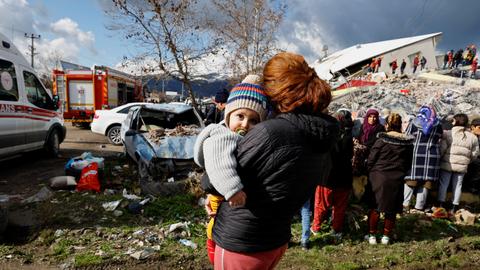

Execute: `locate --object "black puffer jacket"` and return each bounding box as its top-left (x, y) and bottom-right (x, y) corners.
top-left (212, 113), bottom-right (339, 252)
top-left (320, 126), bottom-right (353, 189)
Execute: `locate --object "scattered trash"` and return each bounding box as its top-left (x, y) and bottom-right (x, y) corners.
top-left (54, 229), bottom-right (65, 238)
top-left (127, 202), bottom-right (143, 214)
top-left (168, 222), bottom-right (191, 237)
top-left (197, 197), bottom-right (206, 207)
top-left (129, 248), bottom-right (155, 260)
top-left (432, 207), bottom-right (449, 219)
top-left (454, 209), bottom-right (477, 225)
top-left (65, 152), bottom-right (105, 180)
top-left (447, 223), bottom-right (458, 233)
top-left (76, 162), bottom-right (101, 193)
top-left (113, 210), bottom-right (123, 217)
top-left (104, 189), bottom-right (116, 195)
top-left (179, 239), bottom-right (197, 249)
top-left (102, 200), bottom-right (122, 211)
top-left (133, 229), bottom-right (145, 237)
top-left (49, 176), bottom-right (77, 190)
top-left (123, 189), bottom-right (142, 200)
top-left (167, 177), bottom-right (174, 183)
top-left (22, 187), bottom-right (54, 204)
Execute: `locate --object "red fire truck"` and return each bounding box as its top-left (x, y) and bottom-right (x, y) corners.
top-left (52, 65), bottom-right (143, 125)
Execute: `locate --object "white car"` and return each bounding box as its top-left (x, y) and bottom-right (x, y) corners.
top-left (91, 102), bottom-right (150, 145)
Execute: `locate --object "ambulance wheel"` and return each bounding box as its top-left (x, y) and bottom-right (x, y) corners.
top-left (107, 126), bottom-right (122, 145)
top-left (45, 130), bottom-right (60, 158)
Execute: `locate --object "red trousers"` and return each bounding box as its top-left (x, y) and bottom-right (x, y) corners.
top-left (368, 209), bottom-right (396, 236)
top-left (207, 239), bottom-right (216, 265)
top-left (214, 244), bottom-right (287, 270)
top-left (312, 185), bottom-right (350, 232)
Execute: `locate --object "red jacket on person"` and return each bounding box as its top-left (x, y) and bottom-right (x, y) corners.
top-left (413, 56), bottom-right (419, 67)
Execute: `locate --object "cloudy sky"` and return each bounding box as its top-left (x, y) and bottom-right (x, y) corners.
top-left (0, 0), bottom-right (479, 75)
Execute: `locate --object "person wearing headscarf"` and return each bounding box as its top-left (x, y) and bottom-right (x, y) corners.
top-left (403, 105), bottom-right (443, 212)
top-left (359, 108), bottom-right (385, 149)
top-left (353, 108), bottom-right (385, 177)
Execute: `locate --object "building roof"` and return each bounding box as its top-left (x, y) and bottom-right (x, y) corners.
top-left (311, 32), bottom-right (442, 80)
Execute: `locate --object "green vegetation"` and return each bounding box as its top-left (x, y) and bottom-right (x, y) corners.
top-left (74, 253), bottom-right (103, 267)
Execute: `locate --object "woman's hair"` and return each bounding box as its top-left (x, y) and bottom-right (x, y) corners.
top-left (263, 52), bottom-right (332, 114)
top-left (453, 113), bottom-right (469, 127)
top-left (386, 113), bottom-right (402, 132)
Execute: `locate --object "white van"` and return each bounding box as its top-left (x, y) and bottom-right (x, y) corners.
top-left (0, 32), bottom-right (66, 160)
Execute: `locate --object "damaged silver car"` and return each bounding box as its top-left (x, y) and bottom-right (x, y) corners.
top-left (121, 103), bottom-right (204, 195)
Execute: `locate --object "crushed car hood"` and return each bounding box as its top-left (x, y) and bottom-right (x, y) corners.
top-left (144, 135), bottom-right (198, 159)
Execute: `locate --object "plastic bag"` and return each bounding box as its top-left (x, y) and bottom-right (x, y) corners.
top-left (76, 162), bottom-right (100, 193)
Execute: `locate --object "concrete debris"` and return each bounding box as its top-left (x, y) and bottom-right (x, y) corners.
top-left (331, 75), bottom-right (480, 118)
top-left (22, 187), bottom-right (54, 204)
top-left (54, 229), bottom-right (65, 238)
top-left (122, 188), bottom-right (142, 200)
top-left (454, 209), bottom-right (477, 225)
top-left (102, 200), bottom-right (122, 211)
top-left (146, 125), bottom-right (201, 144)
top-left (129, 248), bottom-right (155, 260)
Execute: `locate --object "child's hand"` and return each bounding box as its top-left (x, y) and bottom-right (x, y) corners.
top-left (204, 196), bottom-right (216, 217)
top-left (228, 190), bottom-right (247, 208)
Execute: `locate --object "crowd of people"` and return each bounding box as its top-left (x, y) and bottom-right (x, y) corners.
top-left (192, 51), bottom-right (479, 269)
top-left (443, 45), bottom-right (478, 78)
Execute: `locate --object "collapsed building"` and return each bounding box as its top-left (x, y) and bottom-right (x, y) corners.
top-left (312, 32), bottom-right (443, 82)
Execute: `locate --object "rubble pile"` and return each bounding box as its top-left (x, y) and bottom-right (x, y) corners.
top-left (331, 77), bottom-right (480, 118)
top-left (146, 125), bottom-right (201, 144)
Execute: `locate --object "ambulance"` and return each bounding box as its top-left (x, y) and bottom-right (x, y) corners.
top-left (0, 32), bottom-right (66, 160)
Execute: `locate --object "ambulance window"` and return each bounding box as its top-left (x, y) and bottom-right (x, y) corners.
top-left (23, 71), bottom-right (55, 110)
top-left (0, 59), bottom-right (19, 101)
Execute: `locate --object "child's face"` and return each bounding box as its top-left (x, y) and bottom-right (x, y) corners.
top-left (228, 108), bottom-right (260, 135)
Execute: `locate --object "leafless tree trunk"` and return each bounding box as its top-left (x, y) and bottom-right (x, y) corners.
top-left (207, 0), bottom-right (285, 81)
top-left (106, 0), bottom-right (222, 111)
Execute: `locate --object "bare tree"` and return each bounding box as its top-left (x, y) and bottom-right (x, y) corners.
top-left (106, 0), bottom-right (222, 110)
top-left (208, 0), bottom-right (285, 80)
top-left (38, 50), bottom-right (64, 90)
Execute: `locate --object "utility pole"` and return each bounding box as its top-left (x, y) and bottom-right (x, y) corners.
top-left (24, 33), bottom-right (41, 69)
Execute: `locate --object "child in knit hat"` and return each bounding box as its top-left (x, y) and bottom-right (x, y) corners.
top-left (193, 74), bottom-right (269, 265)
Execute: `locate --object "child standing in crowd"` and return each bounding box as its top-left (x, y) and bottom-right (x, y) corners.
top-left (193, 75), bottom-right (269, 265)
top-left (311, 109), bottom-right (354, 242)
top-left (403, 106), bottom-right (443, 213)
top-left (366, 113), bottom-right (414, 245)
top-left (438, 114), bottom-right (479, 213)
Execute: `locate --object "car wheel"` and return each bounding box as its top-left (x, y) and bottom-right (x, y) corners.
top-left (107, 126), bottom-right (122, 145)
top-left (45, 130), bottom-right (60, 157)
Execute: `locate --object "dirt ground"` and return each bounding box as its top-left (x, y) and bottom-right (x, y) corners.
top-left (0, 125), bottom-right (123, 197)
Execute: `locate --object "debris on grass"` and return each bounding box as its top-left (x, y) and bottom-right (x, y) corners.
top-left (102, 200), bottom-right (122, 211)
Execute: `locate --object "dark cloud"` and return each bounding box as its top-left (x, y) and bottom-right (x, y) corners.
top-left (280, 0), bottom-right (480, 61)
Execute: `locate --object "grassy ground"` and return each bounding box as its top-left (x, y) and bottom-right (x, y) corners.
top-left (1, 156), bottom-right (480, 269)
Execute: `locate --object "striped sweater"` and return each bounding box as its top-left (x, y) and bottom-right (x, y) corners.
top-left (193, 122), bottom-right (243, 200)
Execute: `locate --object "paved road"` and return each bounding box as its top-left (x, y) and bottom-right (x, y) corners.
top-left (0, 125), bottom-right (122, 196)
top-left (62, 124), bottom-right (123, 153)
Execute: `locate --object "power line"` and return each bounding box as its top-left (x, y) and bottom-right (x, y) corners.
top-left (24, 33), bottom-right (41, 69)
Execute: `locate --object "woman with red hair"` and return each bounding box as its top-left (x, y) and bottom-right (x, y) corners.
top-left (208, 52), bottom-right (339, 269)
